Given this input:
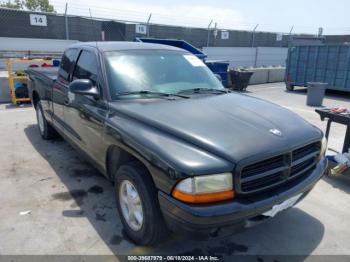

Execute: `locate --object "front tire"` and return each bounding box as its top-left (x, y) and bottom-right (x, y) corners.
top-left (35, 101), bottom-right (57, 140)
top-left (114, 162), bottom-right (167, 246)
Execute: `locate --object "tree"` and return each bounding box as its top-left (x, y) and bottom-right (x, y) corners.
top-left (0, 0), bottom-right (55, 12)
top-left (24, 0), bottom-right (54, 12)
top-left (0, 0), bottom-right (22, 9)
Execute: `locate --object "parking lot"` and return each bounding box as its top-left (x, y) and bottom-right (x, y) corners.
top-left (1, 82), bottom-right (350, 259)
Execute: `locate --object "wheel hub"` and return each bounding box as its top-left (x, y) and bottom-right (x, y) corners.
top-left (37, 108), bottom-right (44, 134)
top-left (119, 180), bottom-right (144, 231)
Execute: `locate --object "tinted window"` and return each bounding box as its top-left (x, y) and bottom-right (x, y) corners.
top-left (73, 50), bottom-right (98, 85)
top-left (58, 49), bottom-right (78, 81)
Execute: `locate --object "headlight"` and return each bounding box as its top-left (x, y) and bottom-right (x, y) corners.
top-left (320, 136), bottom-right (327, 156)
top-left (172, 173), bottom-right (235, 204)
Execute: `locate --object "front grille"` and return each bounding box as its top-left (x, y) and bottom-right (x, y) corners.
top-left (239, 141), bottom-right (321, 194)
top-left (292, 142), bottom-right (321, 161)
top-left (242, 155), bottom-right (285, 178)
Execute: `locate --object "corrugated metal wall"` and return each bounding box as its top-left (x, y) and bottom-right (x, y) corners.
top-left (286, 45), bottom-right (350, 91)
top-left (203, 47), bottom-right (288, 68)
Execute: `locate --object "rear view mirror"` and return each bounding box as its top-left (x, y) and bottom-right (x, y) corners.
top-left (69, 79), bottom-right (100, 99)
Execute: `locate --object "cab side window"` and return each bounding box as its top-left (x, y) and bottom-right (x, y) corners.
top-left (58, 49), bottom-right (78, 82)
top-left (72, 50), bottom-right (99, 86)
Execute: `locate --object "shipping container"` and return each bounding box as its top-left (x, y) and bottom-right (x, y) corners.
top-left (285, 45), bottom-right (350, 92)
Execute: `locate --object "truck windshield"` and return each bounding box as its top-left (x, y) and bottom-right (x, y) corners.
top-left (105, 50), bottom-right (223, 99)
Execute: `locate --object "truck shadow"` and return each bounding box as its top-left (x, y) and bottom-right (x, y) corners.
top-left (24, 124), bottom-right (324, 259)
top-left (323, 174), bottom-right (350, 195)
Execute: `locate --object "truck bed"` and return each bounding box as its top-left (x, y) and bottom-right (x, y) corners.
top-left (26, 67), bottom-right (58, 85)
top-left (26, 67), bottom-right (59, 112)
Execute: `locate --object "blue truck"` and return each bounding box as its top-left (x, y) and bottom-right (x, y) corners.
top-left (285, 44), bottom-right (350, 92)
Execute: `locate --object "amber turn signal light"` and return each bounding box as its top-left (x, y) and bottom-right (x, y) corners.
top-left (172, 189), bottom-right (235, 204)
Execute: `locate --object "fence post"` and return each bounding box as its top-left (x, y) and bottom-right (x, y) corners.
top-left (206, 20), bottom-right (213, 47)
top-left (213, 22), bottom-right (218, 47)
top-left (146, 13), bottom-right (152, 37)
top-left (288, 26), bottom-right (294, 47)
top-left (251, 24), bottom-right (259, 47)
top-left (64, 3), bottom-right (69, 40)
top-left (254, 47), bottom-right (258, 67)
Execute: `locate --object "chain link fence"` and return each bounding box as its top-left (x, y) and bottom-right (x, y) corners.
top-left (0, 7), bottom-right (350, 52)
top-left (0, 7), bottom-right (303, 48)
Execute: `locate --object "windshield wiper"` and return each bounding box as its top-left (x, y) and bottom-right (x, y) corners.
top-left (177, 88), bottom-right (230, 94)
top-left (116, 90), bottom-right (189, 99)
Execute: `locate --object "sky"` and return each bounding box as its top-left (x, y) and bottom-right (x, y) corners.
top-left (50, 0), bottom-right (350, 35)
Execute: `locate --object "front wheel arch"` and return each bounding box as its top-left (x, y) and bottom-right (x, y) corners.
top-left (106, 145), bottom-right (150, 181)
top-left (114, 162), bottom-right (168, 245)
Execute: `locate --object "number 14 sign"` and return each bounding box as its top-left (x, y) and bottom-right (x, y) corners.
top-left (29, 14), bottom-right (47, 27)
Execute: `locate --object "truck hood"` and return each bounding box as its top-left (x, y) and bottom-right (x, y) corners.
top-left (109, 93), bottom-right (322, 163)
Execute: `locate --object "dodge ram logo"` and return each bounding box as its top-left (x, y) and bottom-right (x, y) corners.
top-left (269, 128), bottom-right (282, 136)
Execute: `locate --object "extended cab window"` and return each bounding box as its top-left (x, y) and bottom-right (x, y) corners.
top-left (58, 49), bottom-right (78, 82)
top-left (73, 50), bottom-right (99, 86)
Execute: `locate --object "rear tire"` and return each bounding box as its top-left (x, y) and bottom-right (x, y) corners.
top-left (114, 162), bottom-right (167, 246)
top-left (35, 101), bottom-right (57, 140)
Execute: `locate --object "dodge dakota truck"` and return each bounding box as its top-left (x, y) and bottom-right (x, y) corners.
top-left (27, 42), bottom-right (327, 246)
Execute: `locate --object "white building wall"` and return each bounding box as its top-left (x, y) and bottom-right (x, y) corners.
top-left (0, 37), bottom-right (78, 52)
top-left (203, 47), bottom-right (288, 68)
top-left (0, 37), bottom-right (79, 69)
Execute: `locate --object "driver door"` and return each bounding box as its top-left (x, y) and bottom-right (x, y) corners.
top-left (64, 49), bottom-right (108, 169)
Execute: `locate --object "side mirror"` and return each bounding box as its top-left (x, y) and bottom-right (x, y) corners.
top-left (69, 79), bottom-right (100, 99)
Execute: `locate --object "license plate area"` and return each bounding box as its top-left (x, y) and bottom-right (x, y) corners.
top-left (262, 193), bottom-right (303, 217)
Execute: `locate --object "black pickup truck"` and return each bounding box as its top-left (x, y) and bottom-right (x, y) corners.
top-left (27, 42), bottom-right (327, 246)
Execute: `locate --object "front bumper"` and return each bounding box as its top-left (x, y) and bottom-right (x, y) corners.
top-left (158, 157), bottom-right (327, 237)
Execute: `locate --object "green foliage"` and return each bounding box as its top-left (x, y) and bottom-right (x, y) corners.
top-left (24, 0), bottom-right (54, 12)
top-left (0, 0), bottom-right (22, 9)
top-left (0, 0), bottom-right (55, 12)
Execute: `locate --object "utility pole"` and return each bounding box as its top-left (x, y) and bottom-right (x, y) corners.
top-left (251, 24), bottom-right (259, 47)
top-left (206, 20), bottom-right (213, 47)
top-left (146, 13), bottom-right (152, 37)
top-left (64, 3), bottom-right (69, 40)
